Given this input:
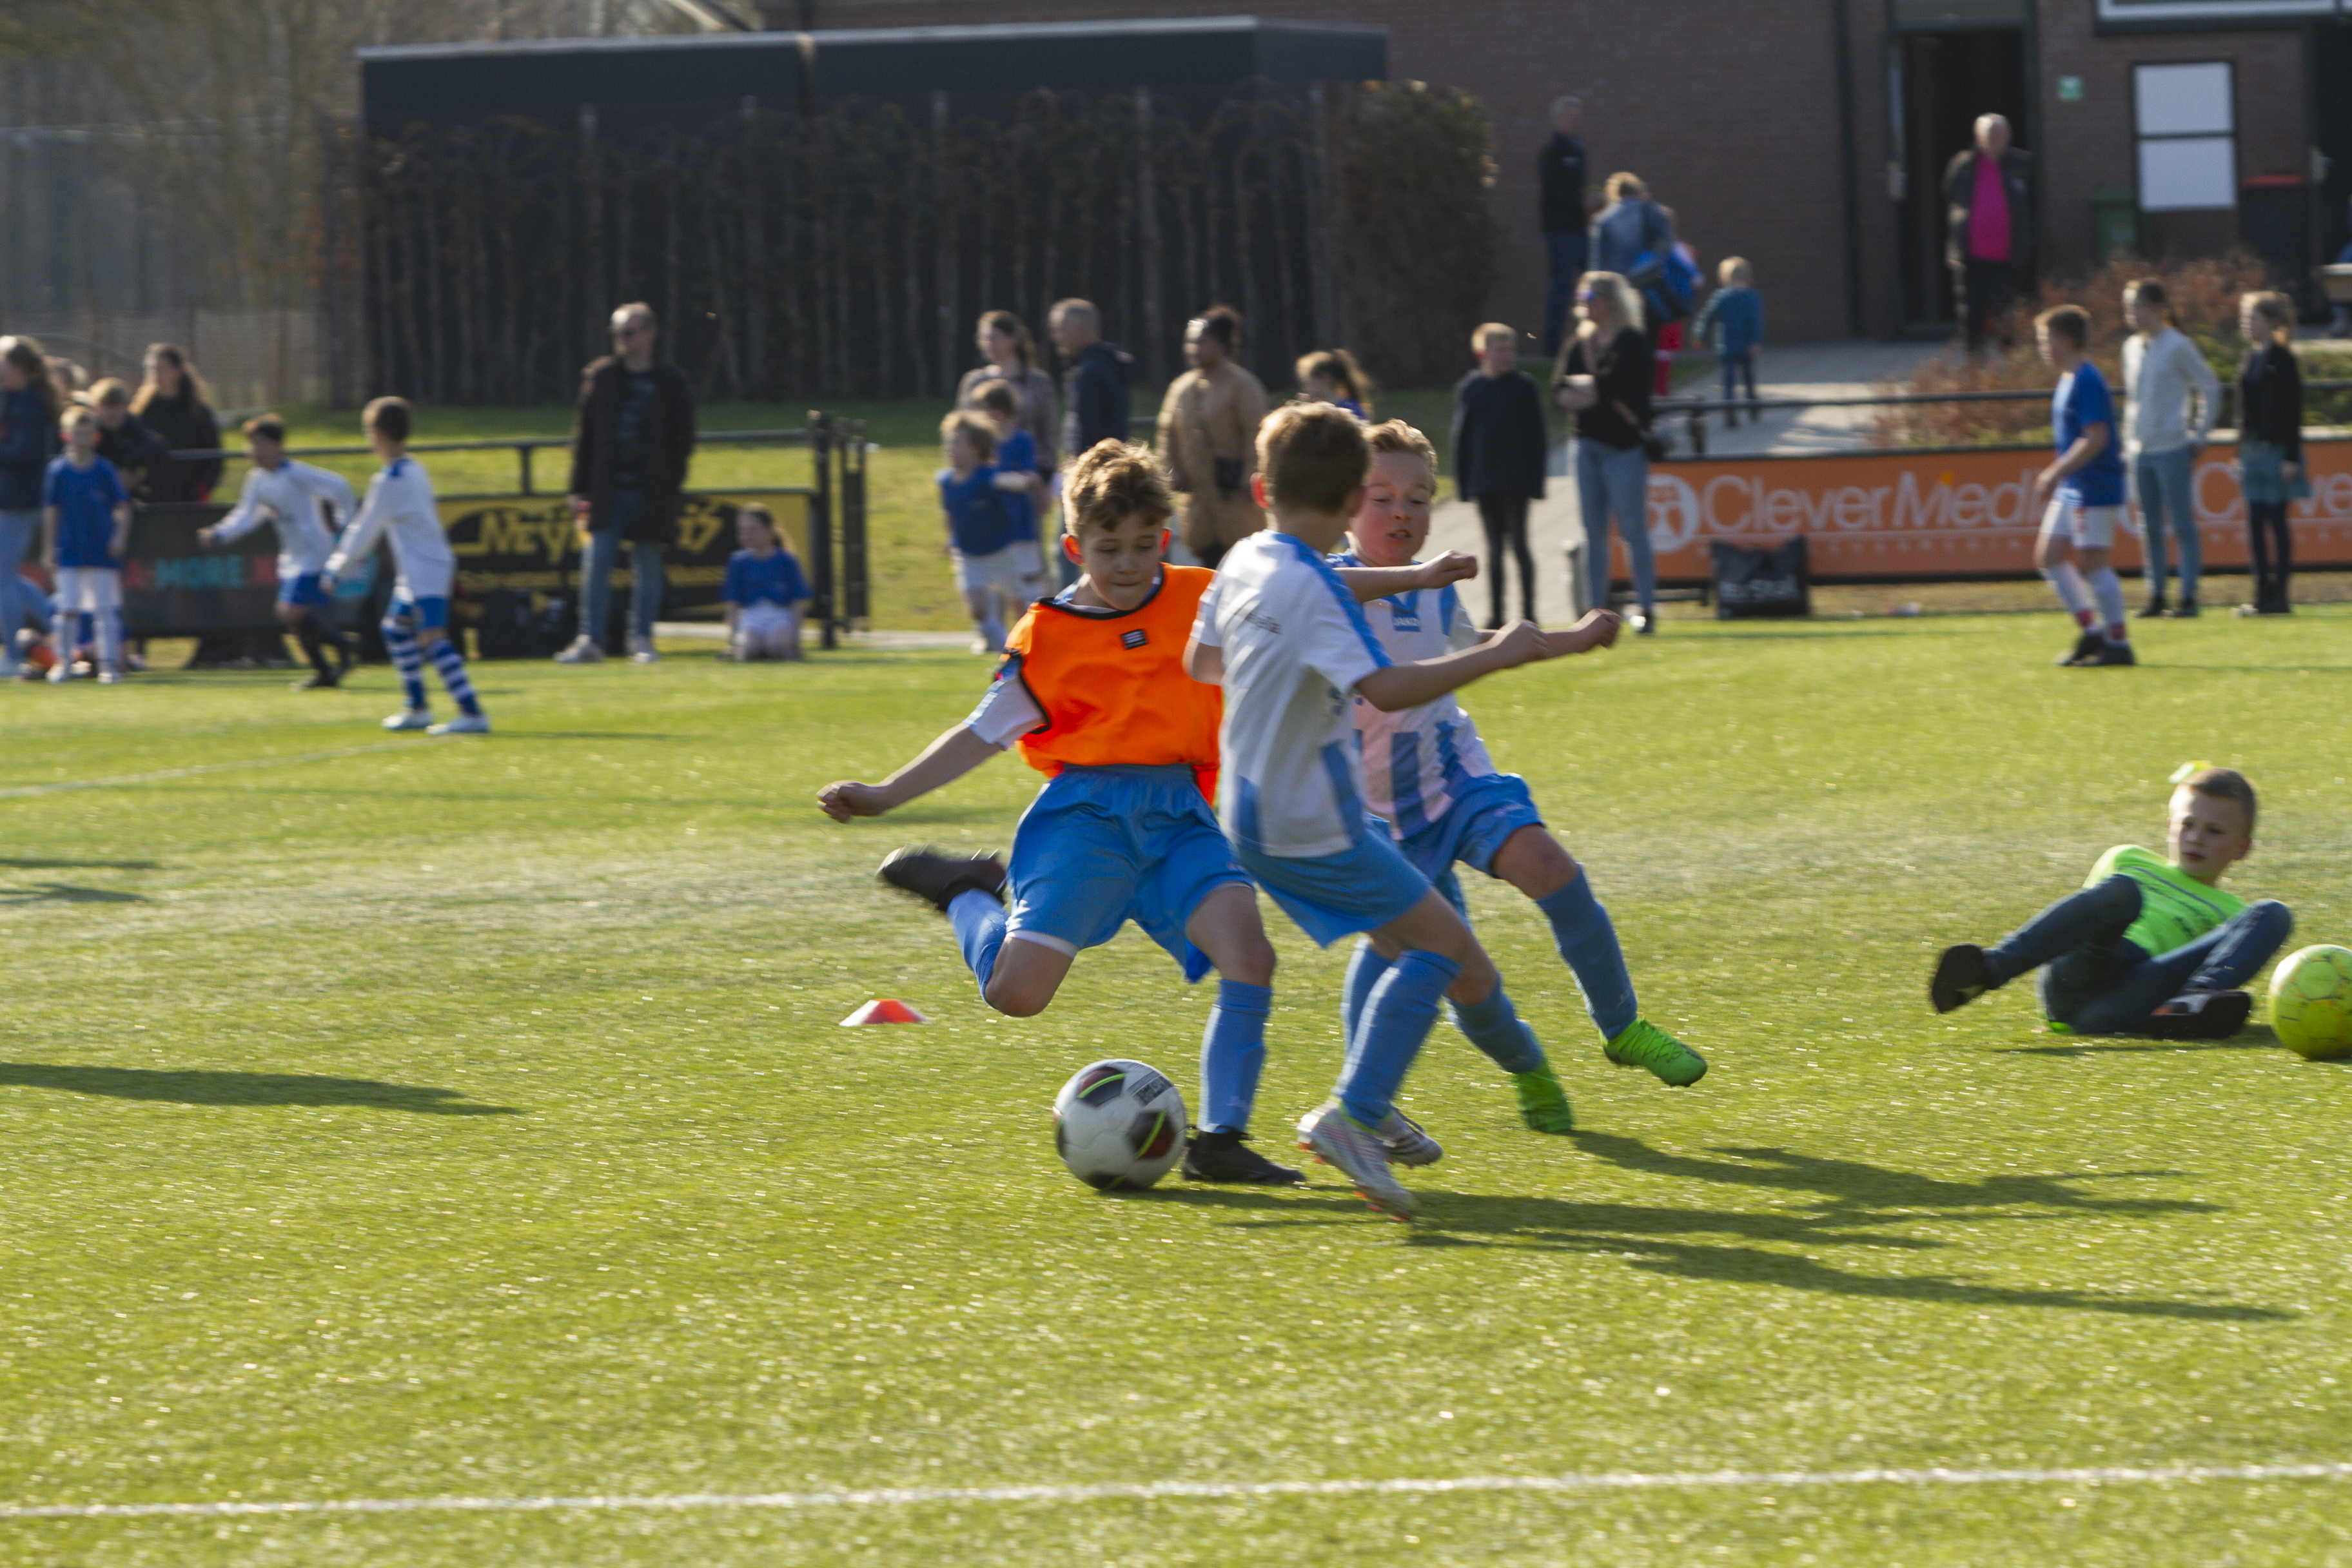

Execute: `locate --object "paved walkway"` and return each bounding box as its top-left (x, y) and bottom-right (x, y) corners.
top-left (1425, 340), bottom-right (1951, 625)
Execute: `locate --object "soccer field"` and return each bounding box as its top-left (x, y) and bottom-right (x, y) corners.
top-left (3, 611), bottom-right (2348, 1566)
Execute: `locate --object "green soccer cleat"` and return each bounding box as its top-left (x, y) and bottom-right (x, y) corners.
top-left (1512, 1064), bottom-right (1576, 1133)
top-left (1605, 1019), bottom-right (1707, 1086)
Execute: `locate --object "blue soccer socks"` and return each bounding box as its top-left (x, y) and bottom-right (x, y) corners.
top-left (946, 890), bottom-right (1007, 991)
top-left (1340, 941), bottom-right (1392, 1056)
top-left (1449, 985), bottom-right (1547, 1075)
top-left (1536, 872), bottom-right (1638, 1041)
top-left (382, 619), bottom-right (427, 711)
top-left (1199, 979), bottom-right (1271, 1135)
top-left (1337, 949), bottom-right (1460, 1128)
top-left (427, 638), bottom-right (484, 717)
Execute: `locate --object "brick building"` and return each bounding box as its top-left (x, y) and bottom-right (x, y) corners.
top-left (754, 0), bottom-right (2351, 344)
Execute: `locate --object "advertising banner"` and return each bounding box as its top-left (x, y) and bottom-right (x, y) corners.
top-left (1612, 438), bottom-right (2352, 585)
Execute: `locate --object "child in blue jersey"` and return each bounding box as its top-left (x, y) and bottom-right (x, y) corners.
top-left (1337, 419), bottom-right (1705, 1139)
top-left (39, 407), bottom-right (132, 685)
top-left (722, 503), bottom-right (811, 661)
top-left (939, 410), bottom-right (1046, 655)
top-left (974, 382), bottom-right (1048, 542)
top-left (322, 398), bottom-right (487, 735)
top-left (1186, 402), bottom-right (1559, 1221)
top-left (2032, 304), bottom-right (2135, 667)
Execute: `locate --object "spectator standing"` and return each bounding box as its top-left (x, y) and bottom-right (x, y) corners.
top-left (955, 310), bottom-right (1059, 475)
top-left (1049, 297), bottom-right (1134, 589)
top-left (1944, 115), bottom-right (2034, 355)
top-left (1538, 95), bottom-right (1592, 358)
top-left (2120, 279), bottom-right (2219, 618)
top-left (1155, 306), bottom-right (1268, 570)
top-left (2235, 290), bottom-right (2306, 618)
top-left (1296, 349), bottom-right (1373, 418)
top-left (88, 379), bottom-right (169, 484)
top-left (1450, 323), bottom-right (1550, 627)
top-left (0, 337), bottom-right (64, 679)
top-left (560, 302), bottom-right (698, 664)
top-left (1554, 272), bottom-right (1658, 632)
top-left (1692, 258), bottom-right (1765, 426)
top-left (128, 344), bottom-right (221, 504)
top-left (1589, 173), bottom-right (1672, 283)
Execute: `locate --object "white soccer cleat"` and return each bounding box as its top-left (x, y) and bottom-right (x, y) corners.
top-left (1296, 1101), bottom-right (1416, 1220)
top-left (554, 635), bottom-right (604, 664)
top-left (383, 707), bottom-right (433, 731)
top-left (96, 670), bottom-right (121, 685)
top-left (46, 663), bottom-right (73, 683)
top-left (428, 713), bottom-right (491, 736)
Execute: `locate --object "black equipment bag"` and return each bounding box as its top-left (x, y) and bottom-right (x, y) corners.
top-left (1710, 537), bottom-right (1810, 619)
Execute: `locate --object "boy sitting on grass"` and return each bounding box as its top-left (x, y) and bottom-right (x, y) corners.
top-left (1337, 418), bottom-right (1705, 1150)
top-left (1931, 767), bottom-right (2291, 1037)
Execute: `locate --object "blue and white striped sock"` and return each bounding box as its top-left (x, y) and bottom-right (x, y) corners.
top-left (427, 639), bottom-right (482, 716)
top-left (382, 622), bottom-right (427, 710)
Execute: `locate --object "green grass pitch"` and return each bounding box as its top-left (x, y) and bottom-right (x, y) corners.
top-left (2, 609), bottom-right (2348, 1565)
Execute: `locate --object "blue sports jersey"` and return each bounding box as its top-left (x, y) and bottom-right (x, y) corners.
top-left (938, 465), bottom-right (1019, 556)
top-left (723, 547), bottom-right (810, 607)
top-left (2053, 360), bottom-right (2126, 507)
top-left (994, 429), bottom-right (1041, 541)
top-left (44, 456), bottom-right (128, 569)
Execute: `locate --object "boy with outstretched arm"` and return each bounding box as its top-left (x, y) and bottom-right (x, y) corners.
top-left (321, 398), bottom-right (487, 735)
top-left (1185, 403), bottom-right (1558, 1221)
top-left (201, 413), bottom-right (359, 689)
top-left (1337, 419), bottom-right (1704, 1149)
top-left (1931, 766), bottom-right (2291, 1037)
top-left (819, 442), bottom-right (1463, 1184)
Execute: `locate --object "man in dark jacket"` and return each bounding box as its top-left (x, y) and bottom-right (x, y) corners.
top-left (560, 302), bottom-right (696, 663)
top-left (1048, 297), bottom-right (1134, 587)
top-left (1538, 96), bottom-right (1592, 358)
top-left (1945, 114), bottom-right (2035, 355)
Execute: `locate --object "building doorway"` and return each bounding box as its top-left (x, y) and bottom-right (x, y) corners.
top-left (1894, 22), bottom-right (2026, 329)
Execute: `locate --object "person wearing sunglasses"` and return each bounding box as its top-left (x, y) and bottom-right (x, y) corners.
top-left (560, 302), bottom-right (698, 665)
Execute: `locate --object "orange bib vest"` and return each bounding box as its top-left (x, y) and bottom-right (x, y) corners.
top-left (1002, 565), bottom-right (1223, 798)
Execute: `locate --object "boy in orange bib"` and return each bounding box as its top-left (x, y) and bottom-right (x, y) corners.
top-left (821, 441), bottom-right (1464, 1184)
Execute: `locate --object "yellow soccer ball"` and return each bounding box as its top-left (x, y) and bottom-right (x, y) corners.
top-left (2268, 945), bottom-right (2352, 1061)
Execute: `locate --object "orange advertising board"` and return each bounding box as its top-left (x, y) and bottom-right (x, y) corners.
top-left (1612, 438), bottom-right (2352, 583)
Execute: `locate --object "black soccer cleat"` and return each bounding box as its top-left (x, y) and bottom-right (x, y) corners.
top-left (293, 671), bottom-right (340, 691)
top-left (876, 845), bottom-right (1006, 914)
top-left (2086, 640), bottom-right (2137, 667)
top-left (2144, 989), bottom-right (2253, 1040)
top-left (1182, 1129), bottom-right (1304, 1185)
top-left (1930, 943), bottom-right (1996, 1014)
top-left (2057, 631), bottom-right (2104, 667)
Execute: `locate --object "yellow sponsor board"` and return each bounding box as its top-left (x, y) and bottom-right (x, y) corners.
top-left (438, 491), bottom-right (811, 607)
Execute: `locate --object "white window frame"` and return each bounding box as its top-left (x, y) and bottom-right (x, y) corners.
top-left (2134, 60), bottom-right (2236, 212)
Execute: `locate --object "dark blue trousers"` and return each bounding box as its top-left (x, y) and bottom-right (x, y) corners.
top-left (1986, 874), bottom-right (2291, 1035)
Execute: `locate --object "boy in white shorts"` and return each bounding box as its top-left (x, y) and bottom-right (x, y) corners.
top-left (937, 410), bottom-right (1046, 654)
top-left (39, 407), bottom-right (132, 685)
top-left (322, 398), bottom-right (488, 734)
top-left (2032, 304), bottom-right (2134, 668)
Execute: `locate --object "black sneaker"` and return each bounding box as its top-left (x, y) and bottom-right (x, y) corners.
top-left (2144, 989), bottom-right (2252, 1040)
top-left (1930, 943), bottom-right (1996, 1014)
top-left (293, 671), bottom-right (340, 691)
top-left (2087, 640), bottom-right (2137, 666)
top-left (2175, 596), bottom-right (2200, 619)
top-left (2136, 596), bottom-right (2168, 620)
top-left (1182, 1129), bottom-right (1304, 1184)
top-left (2057, 630), bottom-right (2102, 666)
top-left (876, 846), bottom-right (1006, 914)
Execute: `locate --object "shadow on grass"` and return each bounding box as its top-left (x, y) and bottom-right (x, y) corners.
top-left (0, 857), bottom-right (162, 870)
top-left (0, 883), bottom-right (149, 905)
top-left (0, 1063), bottom-right (520, 1115)
top-left (1999, 1021), bottom-right (2286, 1057)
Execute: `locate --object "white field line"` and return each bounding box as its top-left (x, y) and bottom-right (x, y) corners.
top-left (0, 742), bottom-right (411, 801)
top-left (5, 1461), bottom-right (2349, 1522)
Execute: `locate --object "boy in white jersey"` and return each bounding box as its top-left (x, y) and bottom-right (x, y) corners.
top-left (321, 398), bottom-right (487, 735)
top-left (1337, 420), bottom-right (1703, 1138)
top-left (1186, 402), bottom-right (1554, 1220)
top-left (200, 413), bottom-right (358, 689)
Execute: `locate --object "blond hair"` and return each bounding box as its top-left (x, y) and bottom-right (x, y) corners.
top-left (89, 377), bottom-right (132, 409)
top-left (1605, 172), bottom-right (1647, 201)
top-left (1471, 321), bottom-right (1516, 352)
top-left (1718, 255), bottom-right (1751, 286)
top-left (1364, 418), bottom-right (1437, 478)
top-left (1256, 402), bottom-right (1370, 516)
top-left (1064, 440), bottom-right (1173, 534)
top-left (59, 404), bottom-right (96, 435)
top-left (2036, 304), bottom-right (2090, 349)
top-left (1576, 271), bottom-right (1644, 336)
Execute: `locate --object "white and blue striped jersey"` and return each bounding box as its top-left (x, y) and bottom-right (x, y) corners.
top-left (210, 459), bottom-right (355, 581)
top-left (1192, 531), bottom-right (1391, 858)
top-left (325, 456), bottom-right (453, 601)
top-left (1333, 551), bottom-right (1498, 837)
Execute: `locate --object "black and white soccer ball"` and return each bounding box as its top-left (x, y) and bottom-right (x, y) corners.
top-left (1051, 1059), bottom-right (1187, 1191)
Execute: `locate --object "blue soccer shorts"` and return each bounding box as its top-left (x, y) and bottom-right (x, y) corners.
top-left (279, 571), bottom-right (333, 609)
top-left (1392, 772), bottom-right (1547, 885)
top-left (1005, 763), bottom-right (1250, 983)
top-left (386, 593), bottom-right (449, 632)
top-left (1232, 825), bottom-right (1431, 948)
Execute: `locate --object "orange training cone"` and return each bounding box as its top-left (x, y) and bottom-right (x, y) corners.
top-left (841, 998), bottom-right (930, 1026)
